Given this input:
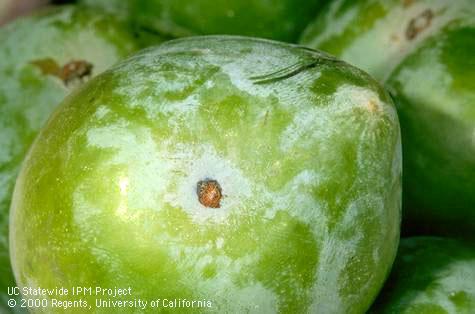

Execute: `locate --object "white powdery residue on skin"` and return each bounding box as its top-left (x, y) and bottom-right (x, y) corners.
top-left (279, 104), bottom-right (328, 152)
top-left (164, 143), bottom-right (253, 224)
top-left (303, 0), bottom-right (360, 48)
top-left (280, 84), bottom-right (389, 153)
top-left (94, 105), bottom-right (111, 120)
top-left (72, 186), bottom-right (104, 241)
top-left (205, 79), bottom-right (215, 88)
top-left (309, 235), bottom-right (347, 313)
top-left (215, 237), bottom-right (224, 249)
top-left (163, 93), bottom-right (201, 117)
top-left (395, 258), bottom-right (475, 313)
top-left (84, 119), bottom-right (173, 213)
top-left (340, 0), bottom-right (467, 81)
top-left (331, 85), bottom-right (386, 115)
top-left (219, 61), bottom-right (273, 98)
top-left (310, 205), bottom-right (367, 312)
top-left (309, 173), bottom-right (391, 311)
top-left (113, 66), bottom-right (205, 121)
top-left (263, 169), bottom-right (326, 226)
top-left (392, 133), bottom-right (403, 182)
top-left (393, 45), bottom-right (464, 122)
top-left (163, 235), bottom-right (278, 312)
top-left (198, 42), bottom-right (309, 101)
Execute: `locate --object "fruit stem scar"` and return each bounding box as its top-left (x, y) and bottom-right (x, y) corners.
top-left (30, 58), bottom-right (93, 86)
top-left (197, 179), bottom-right (222, 208)
top-left (406, 9), bottom-right (434, 40)
top-left (60, 60), bottom-right (93, 85)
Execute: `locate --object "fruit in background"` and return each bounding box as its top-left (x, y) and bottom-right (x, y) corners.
top-left (10, 36), bottom-right (401, 313)
top-left (82, 0), bottom-right (327, 42)
top-left (300, 0), bottom-right (474, 81)
top-left (0, 5), bottom-right (163, 312)
top-left (300, 0), bottom-right (475, 237)
top-left (388, 25), bottom-right (475, 237)
top-left (370, 237), bottom-right (475, 313)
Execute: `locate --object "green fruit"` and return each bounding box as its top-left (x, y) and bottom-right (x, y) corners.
top-left (10, 36), bottom-right (401, 313)
top-left (300, 0), bottom-right (474, 81)
top-left (0, 5), bottom-right (163, 312)
top-left (83, 0), bottom-right (326, 42)
top-left (370, 237), bottom-right (475, 314)
top-left (300, 0), bottom-right (475, 237)
top-left (388, 25), bottom-right (475, 237)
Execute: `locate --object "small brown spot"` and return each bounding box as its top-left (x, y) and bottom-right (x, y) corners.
top-left (30, 58), bottom-right (93, 86)
top-left (197, 179), bottom-right (222, 208)
top-left (406, 9), bottom-right (434, 40)
top-left (402, 0), bottom-right (415, 8)
top-left (60, 60), bottom-right (93, 85)
top-left (367, 100), bottom-right (379, 113)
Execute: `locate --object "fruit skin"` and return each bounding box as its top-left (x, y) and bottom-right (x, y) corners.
top-left (388, 24), bottom-right (475, 237)
top-left (300, 0), bottom-right (474, 81)
top-left (10, 36), bottom-right (401, 314)
top-left (300, 0), bottom-right (475, 237)
top-left (370, 237), bottom-right (475, 314)
top-left (0, 5), bottom-right (163, 312)
top-left (83, 0), bottom-right (326, 43)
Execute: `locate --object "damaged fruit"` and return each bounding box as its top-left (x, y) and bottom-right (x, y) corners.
top-left (10, 36), bottom-right (401, 313)
top-left (0, 5), bottom-right (163, 311)
top-left (300, 0), bottom-right (475, 237)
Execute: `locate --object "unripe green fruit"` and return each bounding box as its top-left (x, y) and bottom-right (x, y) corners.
top-left (300, 0), bottom-right (475, 237)
top-left (10, 36), bottom-right (401, 314)
top-left (371, 237), bottom-right (475, 314)
top-left (0, 5), bottom-right (163, 311)
top-left (82, 0), bottom-right (326, 43)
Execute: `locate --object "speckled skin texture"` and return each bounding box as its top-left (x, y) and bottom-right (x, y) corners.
top-left (0, 5), bottom-right (162, 312)
top-left (370, 237), bottom-right (475, 314)
top-left (10, 36), bottom-right (401, 313)
top-left (300, 0), bottom-right (474, 81)
top-left (300, 0), bottom-right (475, 238)
top-left (82, 0), bottom-right (326, 43)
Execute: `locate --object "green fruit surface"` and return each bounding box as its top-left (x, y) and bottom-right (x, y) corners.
top-left (300, 0), bottom-right (475, 237)
top-left (0, 5), bottom-right (162, 312)
top-left (10, 36), bottom-right (401, 313)
top-left (388, 24), bottom-right (475, 237)
top-left (300, 0), bottom-right (474, 81)
top-left (85, 0), bottom-right (326, 42)
top-left (370, 237), bottom-right (475, 314)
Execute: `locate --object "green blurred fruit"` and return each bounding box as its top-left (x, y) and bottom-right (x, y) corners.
top-left (370, 237), bottom-right (475, 314)
top-left (10, 36), bottom-right (401, 313)
top-left (82, 0), bottom-right (326, 42)
top-left (300, 0), bottom-right (475, 237)
top-left (300, 0), bottom-right (474, 81)
top-left (0, 5), bottom-right (163, 312)
top-left (388, 24), bottom-right (475, 237)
